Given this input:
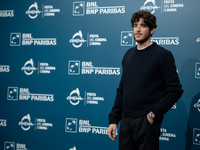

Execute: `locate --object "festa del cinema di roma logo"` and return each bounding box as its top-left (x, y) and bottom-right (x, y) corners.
top-left (140, 0), bottom-right (184, 14)
top-left (26, 2), bottom-right (60, 19)
top-left (69, 30), bottom-right (107, 48)
top-left (140, 0), bottom-right (160, 14)
top-left (26, 2), bottom-right (42, 19)
top-left (194, 99), bottom-right (200, 112)
top-left (18, 114), bottom-right (53, 132)
top-left (67, 88), bottom-right (84, 105)
top-left (69, 31), bottom-right (87, 48)
top-left (21, 58), bottom-right (56, 75)
top-left (21, 59), bottom-right (37, 75)
top-left (18, 114), bottom-right (34, 131)
top-left (66, 88), bottom-right (104, 105)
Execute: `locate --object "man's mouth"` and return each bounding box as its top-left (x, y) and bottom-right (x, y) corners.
top-left (135, 33), bottom-right (142, 36)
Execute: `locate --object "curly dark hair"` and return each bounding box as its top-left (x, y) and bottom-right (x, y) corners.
top-left (131, 10), bottom-right (157, 31)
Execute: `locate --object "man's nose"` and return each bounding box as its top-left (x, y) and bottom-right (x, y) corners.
top-left (135, 26), bottom-right (141, 32)
top-left (137, 26), bottom-right (141, 31)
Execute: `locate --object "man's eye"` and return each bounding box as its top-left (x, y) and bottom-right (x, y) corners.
top-left (141, 24), bottom-right (147, 27)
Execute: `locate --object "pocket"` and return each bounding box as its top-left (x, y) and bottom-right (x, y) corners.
top-left (145, 116), bottom-right (153, 126)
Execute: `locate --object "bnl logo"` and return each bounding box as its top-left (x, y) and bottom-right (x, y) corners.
top-left (7, 87), bottom-right (18, 100)
top-left (69, 146), bottom-right (77, 150)
top-left (65, 118), bottom-right (77, 133)
top-left (4, 142), bottom-right (15, 150)
top-left (193, 128), bottom-right (200, 145)
top-left (121, 31), bottom-right (134, 46)
top-left (10, 33), bottom-right (21, 46)
top-left (195, 63), bottom-right (200, 78)
top-left (68, 61), bottom-right (80, 75)
top-left (73, 1), bottom-right (85, 16)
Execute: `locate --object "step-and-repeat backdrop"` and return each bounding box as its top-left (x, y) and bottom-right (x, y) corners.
top-left (1, 0), bottom-right (200, 150)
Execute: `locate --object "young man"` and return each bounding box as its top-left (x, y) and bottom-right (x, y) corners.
top-left (107, 10), bottom-right (183, 150)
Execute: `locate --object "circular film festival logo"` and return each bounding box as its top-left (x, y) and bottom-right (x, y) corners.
top-left (140, 0), bottom-right (160, 14)
top-left (26, 2), bottom-right (42, 19)
top-left (69, 31), bottom-right (87, 48)
top-left (21, 59), bottom-right (37, 75)
top-left (194, 99), bottom-right (200, 112)
top-left (67, 88), bottom-right (84, 105)
top-left (197, 38), bottom-right (200, 43)
top-left (18, 114), bottom-right (34, 131)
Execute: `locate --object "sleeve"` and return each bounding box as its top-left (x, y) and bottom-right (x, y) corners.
top-left (108, 58), bottom-right (124, 125)
top-left (151, 50), bottom-right (183, 118)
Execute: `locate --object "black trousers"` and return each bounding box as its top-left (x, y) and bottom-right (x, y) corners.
top-left (119, 116), bottom-right (162, 150)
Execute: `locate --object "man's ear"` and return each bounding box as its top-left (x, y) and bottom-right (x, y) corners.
top-left (150, 28), bottom-right (156, 35)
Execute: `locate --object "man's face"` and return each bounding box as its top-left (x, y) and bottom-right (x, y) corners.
top-left (133, 18), bottom-right (154, 43)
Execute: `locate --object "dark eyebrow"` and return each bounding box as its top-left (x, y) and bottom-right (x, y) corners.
top-left (140, 23), bottom-right (147, 26)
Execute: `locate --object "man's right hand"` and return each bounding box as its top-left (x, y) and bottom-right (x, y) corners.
top-left (107, 124), bottom-right (117, 141)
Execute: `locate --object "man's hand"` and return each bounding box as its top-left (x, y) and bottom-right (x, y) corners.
top-left (107, 124), bottom-right (117, 141)
top-left (147, 114), bottom-right (154, 124)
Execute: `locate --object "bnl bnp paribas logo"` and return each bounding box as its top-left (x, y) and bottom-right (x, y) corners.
top-left (65, 118), bottom-right (109, 135)
top-left (10, 33), bottom-right (57, 46)
top-left (0, 10), bottom-right (14, 17)
top-left (193, 128), bottom-right (200, 145)
top-left (68, 61), bottom-right (120, 75)
top-left (7, 87), bottom-right (54, 102)
top-left (0, 65), bottom-right (10, 72)
top-left (69, 147), bottom-right (77, 150)
top-left (4, 142), bottom-right (15, 150)
top-left (0, 119), bottom-right (7, 127)
top-left (4, 141), bottom-right (30, 150)
top-left (73, 1), bottom-right (125, 16)
top-left (121, 31), bottom-right (179, 46)
top-left (26, 2), bottom-right (60, 19)
top-left (195, 63), bottom-right (200, 79)
top-left (121, 31), bottom-right (134, 46)
top-left (7, 87), bottom-right (18, 100)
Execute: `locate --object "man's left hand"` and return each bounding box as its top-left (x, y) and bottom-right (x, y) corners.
top-left (147, 114), bottom-right (154, 124)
